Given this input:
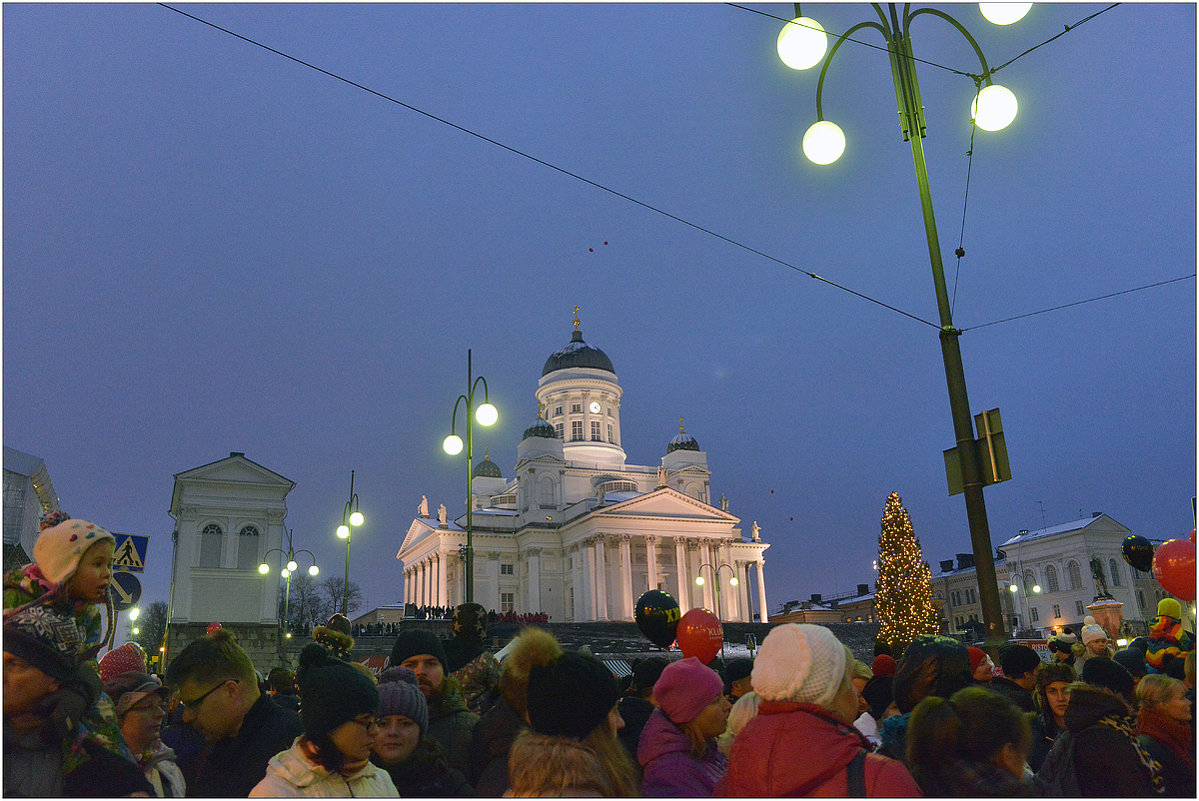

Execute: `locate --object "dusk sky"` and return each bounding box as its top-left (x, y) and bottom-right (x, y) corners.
top-left (5, 3), bottom-right (1195, 623)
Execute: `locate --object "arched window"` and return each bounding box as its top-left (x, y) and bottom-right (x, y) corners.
top-left (1108, 558), bottom-right (1122, 587)
top-left (200, 524), bottom-right (223, 567)
top-left (538, 476), bottom-right (555, 508)
top-left (237, 525), bottom-right (260, 570)
top-left (1067, 560), bottom-right (1082, 590)
top-left (1044, 564), bottom-right (1060, 593)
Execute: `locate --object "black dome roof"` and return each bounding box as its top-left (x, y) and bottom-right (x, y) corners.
top-left (522, 418), bottom-right (558, 441)
top-left (472, 457), bottom-right (502, 478)
top-left (667, 433), bottom-right (700, 453)
top-left (542, 329), bottom-right (615, 377)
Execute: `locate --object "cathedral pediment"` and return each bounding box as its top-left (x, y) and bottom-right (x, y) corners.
top-left (595, 487), bottom-right (737, 523)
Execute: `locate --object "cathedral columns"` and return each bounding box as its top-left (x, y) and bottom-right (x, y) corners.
top-left (674, 539), bottom-right (688, 603)
top-left (437, 553), bottom-right (448, 608)
top-left (756, 560), bottom-right (769, 622)
top-left (526, 548), bottom-right (542, 612)
top-left (578, 545), bottom-right (593, 620)
top-left (645, 536), bottom-right (658, 593)
top-left (488, 552), bottom-right (501, 612)
top-left (722, 540), bottom-right (740, 622)
top-left (593, 537), bottom-right (609, 621)
top-left (618, 536), bottom-right (633, 620)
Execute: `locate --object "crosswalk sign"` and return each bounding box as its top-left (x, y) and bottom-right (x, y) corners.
top-left (112, 534), bottom-right (149, 573)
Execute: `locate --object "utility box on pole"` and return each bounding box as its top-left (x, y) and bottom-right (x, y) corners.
top-left (944, 408), bottom-right (1012, 496)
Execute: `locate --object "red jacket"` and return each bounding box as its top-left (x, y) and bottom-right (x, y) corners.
top-left (714, 701), bottom-right (922, 797)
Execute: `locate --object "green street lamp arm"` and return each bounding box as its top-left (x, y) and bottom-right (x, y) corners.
top-left (905, 7), bottom-right (994, 83)
top-left (449, 393), bottom-right (468, 433)
top-left (815, 20), bottom-right (888, 121)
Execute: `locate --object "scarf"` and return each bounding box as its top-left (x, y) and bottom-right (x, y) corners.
top-left (1096, 712), bottom-right (1166, 795)
top-left (1138, 706), bottom-right (1196, 770)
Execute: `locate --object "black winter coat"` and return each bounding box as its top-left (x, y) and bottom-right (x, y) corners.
top-left (374, 737), bottom-right (474, 797)
top-left (984, 676), bottom-right (1036, 713)
top-left (469, 694), bottom-right (524, 796)
top-left (178, 691), bottom-right (304, 797)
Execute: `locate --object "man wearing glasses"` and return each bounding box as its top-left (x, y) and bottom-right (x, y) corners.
top-left (165, 628), bottom-right (303, 797)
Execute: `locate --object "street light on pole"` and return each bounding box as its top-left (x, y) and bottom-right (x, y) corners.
top-left (777, 2), bottom-right (1025, 646)
top-left (336, 471), bottom-right (363, 616)
top-left (260, 528), bottom-right (319, 653)
top-left (1008, 575), bottom-right (1041, 634)
top-left (443, 348), bottom-right (498, 605)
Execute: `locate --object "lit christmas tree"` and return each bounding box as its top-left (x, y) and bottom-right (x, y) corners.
top-left (875, 491), bottom-right (940, 652)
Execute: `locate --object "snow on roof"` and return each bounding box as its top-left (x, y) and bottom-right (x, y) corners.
top-left (999, 514), bottom-right (1113, 547)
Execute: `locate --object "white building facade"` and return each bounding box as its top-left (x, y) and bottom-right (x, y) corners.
top-left (3, 447), bottom-right (61, 572)
top-left (397, 320), bottom-right (770, 623)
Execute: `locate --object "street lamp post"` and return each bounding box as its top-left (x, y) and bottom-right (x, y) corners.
top-left (443, 349), bottom-right (498, 605)
top-left (260, 528), bottom-right (319, 654)
top-left (695, 562), bottom-right (740, 658)
top-left (336, 471), bottom-right (364, 616)
top-left (778, 3), bottom-right (1027, 646)
top-left (1007, 573), bottom-right (1041, 635)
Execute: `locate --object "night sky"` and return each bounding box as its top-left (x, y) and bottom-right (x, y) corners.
top-left (4, 3), bottom-right (1194, 625)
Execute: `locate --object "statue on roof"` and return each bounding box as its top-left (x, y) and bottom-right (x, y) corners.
top-left (438, 503), bottom-right (448, 526)
top-left (752, 521), bottom-right (761, 542)
top-left (419, 495), bottom-right (429, 518)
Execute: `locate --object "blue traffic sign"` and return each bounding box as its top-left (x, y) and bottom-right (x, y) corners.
top-left (109, 571), bottom-right (142, 611)
top-left (112, 533), bottom-right (148, 573)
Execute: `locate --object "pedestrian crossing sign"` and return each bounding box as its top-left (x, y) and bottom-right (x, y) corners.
top-left (112, 533), bottom-right (149, 573)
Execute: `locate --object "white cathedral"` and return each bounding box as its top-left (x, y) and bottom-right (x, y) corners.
top-left (396, 317), bottom-right (770, 623)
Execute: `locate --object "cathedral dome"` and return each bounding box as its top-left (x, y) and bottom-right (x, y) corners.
top-left (472, 453), bottom-right (503, 478)
top-left (523, 418), bottom-right (558, 441)
top-left (667, 419), bottom-right (700, 453)
top-left (542, 329), bottom-right (615, 377)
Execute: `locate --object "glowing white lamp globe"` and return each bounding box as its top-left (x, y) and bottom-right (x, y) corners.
top-left (971, 84), bottom-right (1018, 131)
top-left (1032, 584), bottom-right (1041, 593)
top-left (730, 576), bottom-right (739, 586)
top-left (475, 402), bottom-right (498, 427)
top-left (443, 434), bottom-right (464, 455)
top-left (979, 3), bottom-right (1031, 25)
top-left (349, 510), bottom-right (364, 527)
top-left (695, 575), bottom-right (705, 586)
top-left (803, 120), bottom-right (846, 165)
top-left (336, 524), bottom-right (350, 540)
top-left (258, 563), bottom-right (270, 574)
top-left (129, 607), bottom-right (140, 621)
top-left (281, 568), bottom-right (290, 578)
top-left (131, 627), bottom-right (140, 635)
top-left (286, 560), bottom-right (298, 572)
top-left (308, 564), bottom-right (320, 576)
top-left (1009, 584), bottom-right (1018, 593)
top-left (777, 16), bottom-right (828, 70)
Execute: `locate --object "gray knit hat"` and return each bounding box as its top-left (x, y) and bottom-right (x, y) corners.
top-left (377, 666), bottom-right (429, 734)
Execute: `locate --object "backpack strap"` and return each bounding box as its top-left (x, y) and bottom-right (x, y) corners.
top-left (846, 749), bottom-right (868, 797)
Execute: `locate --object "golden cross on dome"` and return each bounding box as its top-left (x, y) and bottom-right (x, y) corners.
top-left (573, 305), bottom-right (581, 329)
top-left (538, 402), bottom-right (545, 419)
top-left (483, 445), bottom-right (490, 460)
top-left (679, 415), bottom-right (685, 433)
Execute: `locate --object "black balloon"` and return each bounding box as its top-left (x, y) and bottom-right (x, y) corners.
top-left (1122, 534), bottom-right (1155, 573)
top-left (634, 589), bottom-right (681, 649)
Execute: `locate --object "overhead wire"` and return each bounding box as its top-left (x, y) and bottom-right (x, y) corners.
top-left (157, 2), bottom-right (938, 330)
top-left (158, 3), bottom-right (1187, 336)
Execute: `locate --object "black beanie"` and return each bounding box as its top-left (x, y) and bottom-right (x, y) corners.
top-left (1112, 649), bottom-right (1147, 678)
top-left (390, 629), bottom-right (448, 671)
top-left (295, 643), bottom-right (379, 739)
top-left (998, 643), bottom-right (1041, 678)
top-left (1080, 656), bottom-right (1134, 699)
top-left (526, 652), bottom-right (620, 740)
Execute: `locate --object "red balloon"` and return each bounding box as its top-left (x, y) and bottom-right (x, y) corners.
top-left (676, 608), bottom-right (723, 664)
top-left (206, 622), bottom-right (223, 635)
top-left (1190, 529), bottom-right (1196, 544)
top-left (1152, 538), bottom-right (1197, 601)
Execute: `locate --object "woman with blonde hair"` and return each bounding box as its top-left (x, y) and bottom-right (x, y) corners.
top-left (504, 733), bottom-right (612, 797)
top-left (638, 656), bottom-right (730, 796)
top-left (1135, 673), bottom-right (1195, 796)
top-left (716, 691), bottom-right (760, 757)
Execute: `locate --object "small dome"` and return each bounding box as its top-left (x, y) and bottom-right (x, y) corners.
top-left (472, 448), bottom-right (502, 479)
top-left (667, 417), bottom-right (699, 452)
top-left (542, 329), bottom-right (615, 377)
top-left (523, 418), bottom-right (558, 441)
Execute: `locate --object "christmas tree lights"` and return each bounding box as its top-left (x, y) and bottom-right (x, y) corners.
top-left (876, 492), bottom-right (940, 651)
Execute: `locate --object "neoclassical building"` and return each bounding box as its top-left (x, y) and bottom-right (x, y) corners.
top-left (397, 318), bottom-right (770, 622)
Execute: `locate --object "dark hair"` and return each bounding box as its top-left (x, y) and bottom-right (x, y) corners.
top-left (907, 686), bottom-right (1031, 784)
top-left (165, 629), bottom-right (256, 688)
top-left (305, 732), bottom-right (347, 775)
top-left (268, 667), bottom-right (296, 695)
top-left (893, 635), bottom-right (971, 713)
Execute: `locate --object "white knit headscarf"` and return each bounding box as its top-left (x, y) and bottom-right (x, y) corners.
top-left (751, 623), bottom-right (848, 708)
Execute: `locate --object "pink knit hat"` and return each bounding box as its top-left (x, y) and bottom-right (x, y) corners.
top-left (653, 657), bottom-right (723, 725)
top-left (99, 641), bottom-right (148, 683)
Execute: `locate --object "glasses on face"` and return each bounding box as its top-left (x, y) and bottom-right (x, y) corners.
top-left (181, 678), bottom-right (238, 711)
top-left (352, 713), bottom-right (380, 732)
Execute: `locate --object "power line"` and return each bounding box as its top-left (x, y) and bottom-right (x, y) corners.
top-left (157, 3), bottom-right (939, 329)
top-left (989, 4), bottom-right (1121, 77)
top-left (961, 274), bottom-right (1196, 332)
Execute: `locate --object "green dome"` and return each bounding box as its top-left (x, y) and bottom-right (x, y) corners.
top-left (542, 329), bottom-right (615, 377)
top-left (523, 418), bottom-right (558, 440)
top-left (472, 458), bottom-right (502, 478)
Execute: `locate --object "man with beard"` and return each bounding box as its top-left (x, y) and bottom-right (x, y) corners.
top-left (391, 629), bottom-right (479, 780)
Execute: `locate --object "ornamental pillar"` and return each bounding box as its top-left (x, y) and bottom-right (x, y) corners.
top-left (645, 536), bottom-right (658, 593)
top-left (756, 560), bottom-right (769, 623)
top-left (618, 536), bottom-right (633, 620)
top-left (594, 537), bottom-right (609, 621)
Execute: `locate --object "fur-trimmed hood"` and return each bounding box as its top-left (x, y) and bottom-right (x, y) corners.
top-left (1064, 684), bottom-right (1131, 732)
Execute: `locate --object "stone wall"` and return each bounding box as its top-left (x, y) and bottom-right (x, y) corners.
top-left (164, 622), bottom-right (286, 675)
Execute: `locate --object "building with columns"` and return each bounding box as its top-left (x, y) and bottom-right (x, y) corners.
top-left (396, 317), bottom-right (770, 623)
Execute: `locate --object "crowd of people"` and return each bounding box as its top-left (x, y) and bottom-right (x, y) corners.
top-left (3, 511), bottom-right (1196, 797)
top-left (398, 605), bottom-right (551, 625)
